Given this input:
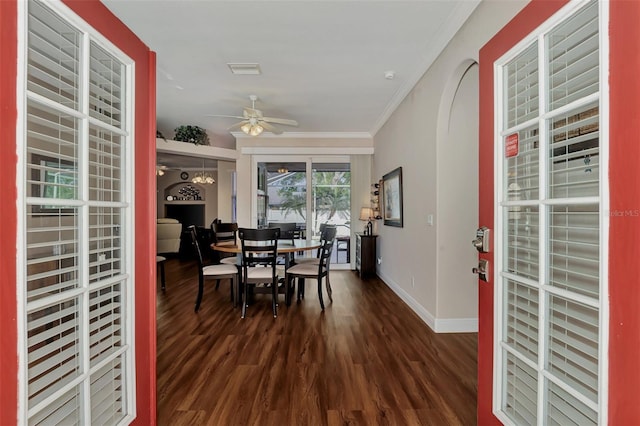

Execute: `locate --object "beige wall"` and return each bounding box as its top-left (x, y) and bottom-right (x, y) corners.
top-left (373, 0), bottom-right (528, 332)
top-left (437, 63), bottom-right (479, 320)
top-left (216, 160), bottom-right (236, 222)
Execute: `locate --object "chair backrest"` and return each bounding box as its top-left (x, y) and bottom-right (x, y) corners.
top-left (209, 218), bottom-right (221, 234)
top-left (238, 227), bottom-right (280, 270)
top-left (188, 225), bottom-right (205, 271)
top-left (212, 222), bottom-right (238, 245)
top-left (318, 225), bottom-right (338, 270)
top-left (313, 223), bottom-right (329, 257)
top-left (268, 222), bottom-right (297, 242)
top-left (157, 218), bottom-right (182, 254)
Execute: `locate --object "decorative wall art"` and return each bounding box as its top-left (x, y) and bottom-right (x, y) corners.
top-left (382, 166), bottom-right (403, 227)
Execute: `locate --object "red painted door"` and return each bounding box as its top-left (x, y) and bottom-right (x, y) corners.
top-left (0, 1), bottom-right (157, 424)
top-left (478, 1), bottom-right (640, 425)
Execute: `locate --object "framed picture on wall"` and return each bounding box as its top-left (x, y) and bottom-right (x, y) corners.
top-left (382, 166), bottom-right (403, 227)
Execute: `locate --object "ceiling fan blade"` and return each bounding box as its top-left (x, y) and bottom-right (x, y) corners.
top-left (228, 120), bottom-right (249, 131)
top-left (260, 121), bottom-right (283, 135)
top-left (262, 116), bottom-right (298, 127)
top-left (206, 114), bottom-right (246, 120)
top-left (244, 107), bottom-right (263, 118)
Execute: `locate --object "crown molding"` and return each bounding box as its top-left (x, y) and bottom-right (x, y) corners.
top-left (231, 131), bottom-right (372, 140)
top-left (240, 146), bottom-right (374, 155)
top-left (369, 0), bottom-right (481, 136)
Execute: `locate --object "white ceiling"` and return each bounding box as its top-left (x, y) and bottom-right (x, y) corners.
top-left (102, 0), bottom-right (480, 168)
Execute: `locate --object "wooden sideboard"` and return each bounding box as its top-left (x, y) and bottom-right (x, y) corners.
top-left (355, 233), bottom-right (377, 278)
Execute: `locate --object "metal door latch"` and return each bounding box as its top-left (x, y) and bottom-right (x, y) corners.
top-left (472, 259), bottom-right (489, 282)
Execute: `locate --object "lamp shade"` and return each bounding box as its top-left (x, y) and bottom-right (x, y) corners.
top-left (241, 122), bottom-right (264, 136)
top-left (359, 207), bottom-right (374, 221)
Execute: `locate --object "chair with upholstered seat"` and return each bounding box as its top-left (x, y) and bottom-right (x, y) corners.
top-left (238, 227), bottom-right (280, 318)
top-left (188, 225), bottom-right (239, 312)
top-left (286, 225), bottom-right (337, 310)
top-left (294, 224), bottom-right (336, 287)
top-left (212, 222), bottom-right (239, 265)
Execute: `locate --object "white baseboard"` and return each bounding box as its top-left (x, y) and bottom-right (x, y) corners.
top-left (376, 271), bottom-right (478, 333)
top-left (434, 317), bottom-right (478, 333)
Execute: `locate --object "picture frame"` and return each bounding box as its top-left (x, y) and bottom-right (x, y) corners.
top-left (382, 166), bottom-right (403, 227)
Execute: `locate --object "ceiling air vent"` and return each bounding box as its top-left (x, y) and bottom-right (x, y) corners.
top-left (227, 63), bottom-right (261, 75)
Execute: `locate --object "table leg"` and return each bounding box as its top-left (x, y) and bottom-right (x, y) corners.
top-left (284, 252), bottom-right (293, 306)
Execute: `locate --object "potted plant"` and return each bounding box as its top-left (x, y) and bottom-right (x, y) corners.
top-left (173, 125), bottom-right (209, 145)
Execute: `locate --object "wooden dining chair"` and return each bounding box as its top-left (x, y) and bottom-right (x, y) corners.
top-left (238, 227), bottom-right (280, 318)
top-left (296, 222), bottom-right (329, 260)
top-left (285, 225), bottom-right (337, 310)
top-left (268, 222), bottom-right (297, 243)
top-left (293, 224), bottom-right (334, 286)
top-left (212, 222), bottom-right (239, 265)
top-left (188, 225), bottom-right (239, 312)
top-left (268, 222), bottom-right (298, 268)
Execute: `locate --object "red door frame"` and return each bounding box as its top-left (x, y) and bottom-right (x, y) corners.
top-left (0, 0), bottom-right (20, 423)
top-left (478, 0), bottom-right (640, 424)
top-left (0, 1), bottom-right (157, 424)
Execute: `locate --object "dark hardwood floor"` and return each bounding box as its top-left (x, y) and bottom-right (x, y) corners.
top-left (156, 257), bottom-right (478, 425)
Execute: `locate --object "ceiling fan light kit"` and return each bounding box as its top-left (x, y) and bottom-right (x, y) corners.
top-left (208, 95), bottom-right (298, 136)
top-left (241, 121), bottom-right (264, 136)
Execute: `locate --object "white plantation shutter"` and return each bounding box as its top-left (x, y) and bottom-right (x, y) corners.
top-left (21, 1), bottom-right (133, 424)
top-left (504, 43), bottom-right (539, 128)
top-left (497, 1), bottom-right (603, 425)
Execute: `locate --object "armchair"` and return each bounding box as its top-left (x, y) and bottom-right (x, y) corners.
top-left (157, 218), bottom-right (182, 254)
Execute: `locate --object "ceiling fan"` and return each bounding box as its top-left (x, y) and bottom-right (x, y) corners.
top-left (207, 95), bottom-right (298, 136)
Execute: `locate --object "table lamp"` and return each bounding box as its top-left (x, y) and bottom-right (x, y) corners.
top-left (359, 207), bottom-right (374, 235)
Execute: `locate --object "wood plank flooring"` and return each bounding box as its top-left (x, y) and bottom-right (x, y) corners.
top-left (156, 257), bottom-right (478, 425)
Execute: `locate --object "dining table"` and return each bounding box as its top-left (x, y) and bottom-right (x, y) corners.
top-left (211, 239), bottom-right (322, 306)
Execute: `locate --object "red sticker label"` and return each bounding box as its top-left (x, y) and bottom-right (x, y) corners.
top-left (505, 133), bottom-right (519, 158)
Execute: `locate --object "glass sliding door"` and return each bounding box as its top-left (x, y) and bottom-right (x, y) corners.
top-left (312, 163), bottom-right (351, 265)
top-left (255, 157), bottom-right (351, 268)
top-left (258, 162), bottom-right (307, 229)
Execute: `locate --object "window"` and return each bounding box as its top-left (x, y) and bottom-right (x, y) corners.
top-left (21, 1), bottom-right (134, 424)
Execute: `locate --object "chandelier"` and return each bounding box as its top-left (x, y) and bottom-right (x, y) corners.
top-left (191, 160), bottom-right (215, 184)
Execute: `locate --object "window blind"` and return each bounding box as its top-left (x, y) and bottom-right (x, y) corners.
top-left (504, 279), bottom-right (539, 361)
top-left (505, 206), bottom-right (539, 281)
top-left (505, 43), bottom-right (538, 128)
top-left (549, 104), bottom-right (599, 199)
top-left (505, 125), bottom-right (540, 201)
top-left (503, 351), bottom-right (538, 425)
top-left (27, 1), bottom-right (79, 110)
top-left (548, 4), bottom-right (599, 110)
top-left (22, 1), bottom-right (132, 424)
top-left (89, 43), bottom-right (123, 129)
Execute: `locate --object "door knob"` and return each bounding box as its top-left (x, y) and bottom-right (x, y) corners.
top-left (472, 259), bottom-right (489, 282)
top-left (473, 226), bottom-right (490, 253)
